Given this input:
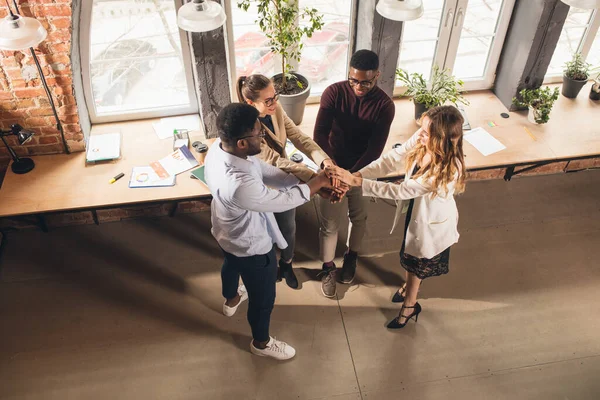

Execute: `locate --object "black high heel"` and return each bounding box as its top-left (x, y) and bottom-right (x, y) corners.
top-left (391, 285), bottom-right (406, 303)
top-left (387, 302), bottom-right (421, 329)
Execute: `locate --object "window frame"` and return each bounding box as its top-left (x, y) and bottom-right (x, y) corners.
top-left (544, 9), bottom-right (600, 84)
top-left (393, 0), bottom-right (516, 96)
top-left (80, 0), bottom-right (199, 124)
top-left (224, 0), bottom-right (357, 104)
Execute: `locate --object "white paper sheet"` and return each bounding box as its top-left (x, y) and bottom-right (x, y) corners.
top-left (152, 115), bottom-right (201, 139)
top-left (463, 127), bottom-right (506, 156)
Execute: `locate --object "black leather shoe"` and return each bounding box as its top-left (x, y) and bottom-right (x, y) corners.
top-left (340, 253), bottom-right (357, 284)
top-left (279, 260), bottom-right (298, 289)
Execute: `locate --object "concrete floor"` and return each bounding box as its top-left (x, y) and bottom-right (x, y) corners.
top-left (1, 170), bottom-right (599, 400)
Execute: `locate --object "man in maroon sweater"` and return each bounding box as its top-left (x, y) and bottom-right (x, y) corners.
top-left (314, 49), bottom-right (395, 298)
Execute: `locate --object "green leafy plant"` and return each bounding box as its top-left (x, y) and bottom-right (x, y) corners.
top-left (237, 0), bottom-right (324, 93)
top-left (396, 65), bottom-right (469, 108)
top-left (512, 86), bottom-right (559, 124)
top-left (563, 52), bottom-right (591, 81)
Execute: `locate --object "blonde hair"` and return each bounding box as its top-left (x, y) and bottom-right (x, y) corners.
top-left (406, 105), bottom-right (466, 197)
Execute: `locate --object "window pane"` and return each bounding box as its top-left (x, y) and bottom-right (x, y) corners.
top-left (231, 2), bottom-right (276, 81)
top-left (546, 8), bottom-right (593, 77)
top-left (298, 0), bottom-right (352, 95)
top-left (453, 0), bottom-right (503, 80)
top-left (586, 23), bottom-right (600, 67)
top-left (454, 36), bottom-right (493, 78)
top-left (89, 0), bottom-right (192, 115)
top-left (397, 0), bottom-right (445, 81)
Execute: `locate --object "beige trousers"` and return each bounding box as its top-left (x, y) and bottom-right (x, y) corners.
top-left (316, 186), bottom-right (369, 263)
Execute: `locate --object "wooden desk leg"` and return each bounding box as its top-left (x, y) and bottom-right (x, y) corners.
top-left (92, 210), bottom-right (99, 225)
top-left (169, 202), bottom-right (179, 218)
top-left (36, 215), bottom-right (49, 233)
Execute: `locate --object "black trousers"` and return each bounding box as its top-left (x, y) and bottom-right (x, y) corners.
top-left (221, 247), bottom-right (277, 342)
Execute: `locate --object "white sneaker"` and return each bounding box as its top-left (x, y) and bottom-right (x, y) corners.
top-left (250, 336), bottom-right (296, 360)
top-left (222, 285), bottom-right (248, 317)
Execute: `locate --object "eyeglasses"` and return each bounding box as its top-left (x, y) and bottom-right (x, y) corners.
top-left (238, 127), bottom-right (267, 141)
top-left (259, 93), bottom-right (279, 107)
top-left (348, 76), bottom-right (377, 89)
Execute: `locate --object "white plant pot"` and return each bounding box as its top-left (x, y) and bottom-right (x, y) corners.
top-left (528, 106), bottom-right (541, 124)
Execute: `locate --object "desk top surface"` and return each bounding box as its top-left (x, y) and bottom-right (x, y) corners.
top-left (0, 118), bottom-right (213, 217)
top-left (1, 85), bottom-right (599, 217)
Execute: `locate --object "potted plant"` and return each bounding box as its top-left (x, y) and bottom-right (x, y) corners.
top-left (590, 67), bottom-right (600, 101)
top-left (396, 65), bottom-right (469, 121)
top-left (562, 52), bottom-right (591, 99)
top-left (512, 86), bottom-right (559, 124)
top-left (238, 0), bottom-right (323, 124)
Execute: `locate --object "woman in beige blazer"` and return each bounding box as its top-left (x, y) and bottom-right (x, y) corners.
top-left (327, 105), bottom-right (466, 329)
top-left (237, 74), bottom-right (335, 289)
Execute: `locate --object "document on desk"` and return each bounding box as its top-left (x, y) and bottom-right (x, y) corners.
top-left (86, 132), bottom-right (121, 162)
top-left (152, 115), bottom-right (201, 140)
top-left (150, 145), bottom-right (199, 179)
top-left (129, 166), bottom-right (176, 188)
top-left (463, 127), bottom-right (506, 156)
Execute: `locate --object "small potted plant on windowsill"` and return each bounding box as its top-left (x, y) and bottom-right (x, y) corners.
top-left (396, 65), bottom-right (469, 122)
top-left (512, 86), bottom-right (559, 124)
top-left (589, 68), bottom-right (600, 101)
top-left (562, 52), bottom-right (591, 99)
top-left (238, 0), bottom-right (323, 124)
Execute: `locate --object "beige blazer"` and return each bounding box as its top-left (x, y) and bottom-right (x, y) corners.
top-left (359, 131), bottom-right (460, 259)
top-left (256, 103), bottom-right (329, 183)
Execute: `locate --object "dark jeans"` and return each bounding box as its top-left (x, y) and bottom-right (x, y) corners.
top-left (274, 208), bottom-right (296, 262)
top-left (221, 247), bottom-right (277, 342)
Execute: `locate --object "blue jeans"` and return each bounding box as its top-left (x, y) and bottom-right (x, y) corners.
top-left (274, 208), bottom-right (296, 262)
top-left (221, 247), bottom-right (277, 342)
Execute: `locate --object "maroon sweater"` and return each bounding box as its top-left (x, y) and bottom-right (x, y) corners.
top-left (314, 81), bottom-right (395, 172)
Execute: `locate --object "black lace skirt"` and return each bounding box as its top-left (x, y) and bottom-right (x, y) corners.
top-left (400, 198), bottom-right (451, 280)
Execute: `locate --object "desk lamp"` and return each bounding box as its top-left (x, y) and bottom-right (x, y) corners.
top-left (0, 124), bottom-right (35, 174)
top-left (0, 0), bottom-right (70, 154)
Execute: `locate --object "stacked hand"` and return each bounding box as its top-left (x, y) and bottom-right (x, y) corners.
top-left (325, 166), bottom-right (362, 188)
top-left (319, 160), bottom-right (349, 203)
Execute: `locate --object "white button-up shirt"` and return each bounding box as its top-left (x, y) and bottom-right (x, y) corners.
top-left (205, 139), bottom-right (311, 257)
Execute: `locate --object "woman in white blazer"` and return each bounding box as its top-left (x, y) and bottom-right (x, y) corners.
top-left (327, 105), bottom-right (466, 329)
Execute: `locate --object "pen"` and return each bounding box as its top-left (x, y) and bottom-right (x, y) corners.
top-left (523, 126), bottom-right (537, 141)
top-left (109, 172), bottom-right (125, 184)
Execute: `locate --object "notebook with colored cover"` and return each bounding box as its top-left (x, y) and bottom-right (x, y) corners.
top-left (149, 145), bottom-right (199, 179)
top-left (190, 165), bottom-right (207, 186)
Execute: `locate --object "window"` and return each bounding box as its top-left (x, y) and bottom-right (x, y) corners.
top-left (227, 0), bottom-right (355, 99)
top-left (545, 8), bottom-right (600, 82)
top-left (395, 0), bottom-right (515, 93)
top-left (81, 0), bottom-right (198, 123)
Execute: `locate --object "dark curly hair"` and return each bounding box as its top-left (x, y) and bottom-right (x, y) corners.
top-left (350, 49), bottom-right (379, 71)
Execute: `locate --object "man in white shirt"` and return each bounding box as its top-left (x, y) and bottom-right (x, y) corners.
top-left (205, 103), bottom-right (335, 360)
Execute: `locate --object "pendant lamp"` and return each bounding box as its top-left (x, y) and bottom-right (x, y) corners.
top-left (177, 0), bottom-right (227, 32)
top-left (0, 13), bottom-right (47, 50)
top-left (376, 0), bottom-right (424, 22)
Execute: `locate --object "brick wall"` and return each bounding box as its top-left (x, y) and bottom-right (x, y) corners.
top-left (0, 0), bottom-right (83, 166)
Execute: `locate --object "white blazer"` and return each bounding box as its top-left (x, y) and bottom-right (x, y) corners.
top-left (359, 131), bottom-right (460, 259)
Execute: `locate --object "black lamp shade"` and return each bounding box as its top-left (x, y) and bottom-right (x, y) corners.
top-left (17, 129), bottom-right (34, 145)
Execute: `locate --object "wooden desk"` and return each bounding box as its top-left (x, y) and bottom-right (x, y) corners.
top-left (299, 83), bottom-right (600, 180)
top-left (0, 117), bottom-right (213, 220)
top-left (0, 85), bottom-right (598, 221)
